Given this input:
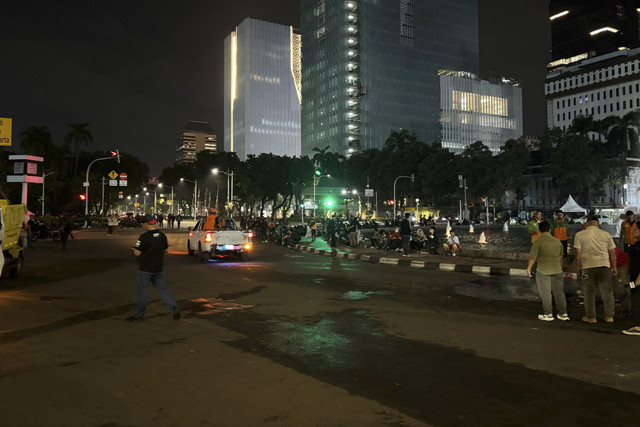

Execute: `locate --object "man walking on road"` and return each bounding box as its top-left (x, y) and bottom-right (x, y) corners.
top-left (574, 216), bottom-right (617, 324)
top-left (400, 213), bottom-right (412, 257)
top-left (527, 221), bottom-right (568, 322)
top-left (128, 214), bottom-right (180, 322)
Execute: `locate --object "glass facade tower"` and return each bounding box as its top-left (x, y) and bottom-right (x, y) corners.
top-left (224, 18), bottom-right (302, 160)
top-left (301, 0), bottom-right (479, 156)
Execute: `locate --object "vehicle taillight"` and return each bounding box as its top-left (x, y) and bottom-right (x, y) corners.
top-left (248, 231), bottom-right (254, 238)
top-left (205, 232), bottom-right (213, 243)
top-left (244, 243), bottom-right (252, 250)
top-left (189, 231), bottom-right (194, 237)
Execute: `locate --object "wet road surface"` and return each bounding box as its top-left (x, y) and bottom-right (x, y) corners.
top-left (1, 229), bottom-right (639, 426)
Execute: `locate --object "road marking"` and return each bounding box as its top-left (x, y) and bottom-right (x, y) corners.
top-left (510, 268), bottom-right (529, 277)
top-left (472, 265), bottom-right (491, 274)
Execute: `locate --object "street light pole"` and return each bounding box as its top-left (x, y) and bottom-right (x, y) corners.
top-left (393, 174), bottom-right (415, 219)
top-left (180, 178), bottom-right (198, 218)
top-left (212, 168), bottom-right (235, 216)
top-left (84, 155), bottom-right (115, 216)
top-left (458, 175), bottom-right (468, 221)
top-left (313, 172), bottom-right (330, 218)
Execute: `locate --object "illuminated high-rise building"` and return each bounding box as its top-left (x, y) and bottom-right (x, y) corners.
top-left (548, 0), bottom-right (640, 70)
top-left (439, 70), bottom-right (523, 154)
top-left (224, 18), bottom-right (302, 160)
top-left (175, 121), bottom-right (217, 165)
top-left (301, 0), bottom-right (479, 156)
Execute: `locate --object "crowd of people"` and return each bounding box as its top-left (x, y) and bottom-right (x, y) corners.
top-left (526, 208), bottom-right (640, 336)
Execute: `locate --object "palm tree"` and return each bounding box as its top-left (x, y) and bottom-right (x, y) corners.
top-left (606, 111), bottom-right (640, 158)
top-left (64, 123), bottom-right (93, 176)
top-left (20, 125), bottom-right (54, 156)
top-left (384, 129), bottom-right (418, 152)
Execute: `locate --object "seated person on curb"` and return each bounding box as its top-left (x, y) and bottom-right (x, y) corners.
top-left (443, 230), bottom-right (461, 256)
top-left (411, 229), bottom-right (426, 253)
top-left (387, 228), bottom-right (402, 251)
top-left (377, 229), bottom-right (389, 249)
top-left (426, 226), bottom-right (439, 254)
top-left (371, 229), bottom-right (380, 248)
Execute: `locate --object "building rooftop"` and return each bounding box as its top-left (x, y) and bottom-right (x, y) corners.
top-left (183, 121), bottom-right (214, 133)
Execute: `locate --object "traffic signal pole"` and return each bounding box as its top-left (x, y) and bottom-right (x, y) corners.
top-left (84, 152), bottom-right (120, 217)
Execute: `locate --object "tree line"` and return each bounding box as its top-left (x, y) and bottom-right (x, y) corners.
top-left (6, 110), bottom-right (638, 218)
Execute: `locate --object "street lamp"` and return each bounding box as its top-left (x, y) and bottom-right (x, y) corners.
top-left (458, 175), bottom-right (468, 222)
top-left (212, 168), bottom-right (235, 215)
top-left (180, 178), bottom-right (198, 218)
top-left (313, 171), bottom-right (331, 218)
top-left (393, 174), bottom-right (415, 219)
top-left (41, 171), bottom-right (55, 215)
top-left (144, 191), bottom-right (149, 214)
top-left (158, 183), bottom-right (174, 214)
top-left (415, 198), bottom-right (420, 222)
top-left (342, 189), bottom-right (362, 216)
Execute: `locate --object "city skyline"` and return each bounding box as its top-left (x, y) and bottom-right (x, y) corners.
top-left (1, 1), bottom-right (550, 174)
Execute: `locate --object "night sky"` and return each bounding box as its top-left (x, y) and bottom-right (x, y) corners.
top-left (1, 1), bottom-right (550, 175)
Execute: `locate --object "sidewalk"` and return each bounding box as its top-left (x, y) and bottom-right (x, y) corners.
top-left (293, 238), bottom-right (579, 279)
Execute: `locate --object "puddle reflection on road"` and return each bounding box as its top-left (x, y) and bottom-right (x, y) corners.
top-left (337, 290), bottom-right (395, 301)
top-left (454, 276), bottom-right (539, 302)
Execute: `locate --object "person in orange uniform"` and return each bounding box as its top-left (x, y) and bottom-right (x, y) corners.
top-left (551, 209), bottom-right (570, 257)
top-left (619, 210), bottom-right (636, 253)
top-left (528, 210), bottom-right (542, 244)
top-left (203, 208), bottom-right (218, 230)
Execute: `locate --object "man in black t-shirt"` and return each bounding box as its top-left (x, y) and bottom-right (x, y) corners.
top-left (128, 214), bottom-right (180, 322)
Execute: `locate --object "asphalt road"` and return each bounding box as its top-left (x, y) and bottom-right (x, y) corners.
top-left (1, 228), bottom-right (639, 426)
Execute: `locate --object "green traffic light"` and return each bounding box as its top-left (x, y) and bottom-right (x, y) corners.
top-left (326, 199), bottom-right (333, 207)
top-left (315, 170), bottom-right (321, 176)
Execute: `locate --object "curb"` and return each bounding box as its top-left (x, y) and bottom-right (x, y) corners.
top-left (294, 244), bottom-right (528, 277)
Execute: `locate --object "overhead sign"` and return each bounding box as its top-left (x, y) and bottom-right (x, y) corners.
top-left (108, 170), bottom-right (119, 180)
top-left (0, 118), bottom-right (12, 146)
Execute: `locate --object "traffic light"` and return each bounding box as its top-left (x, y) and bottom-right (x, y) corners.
top-left (314, 170), bottom-right (321, 176)
top-left (389, 199), bottom-right (395, 205)
top-left (79, 194), bottom-right (86, 201)
top-left (109, 149), bottom-right (120, 163)
top-left (325, 199), bottom-right (334, 207)
top-left (480, 197), bottom-right (485, 204)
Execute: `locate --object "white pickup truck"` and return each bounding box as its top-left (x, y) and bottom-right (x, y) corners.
top-left (186, 218), bottom-right (253, 261)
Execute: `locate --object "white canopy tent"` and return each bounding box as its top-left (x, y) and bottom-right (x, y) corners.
top-left (558, 195), bottom-right (587, 214)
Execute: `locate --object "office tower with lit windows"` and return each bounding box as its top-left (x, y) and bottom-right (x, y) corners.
top-left (440, 70), bottom-right (523, 154)
top-left (548, 0), bottom-right (640, 70)
top-left (175, 121), bottom-right (217, 165)
top-left (300, 0), bottom-right (479, 156)
top-left (224, 18), bottom-right (302, 160)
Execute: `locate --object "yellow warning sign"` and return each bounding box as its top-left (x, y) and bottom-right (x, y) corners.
top-left (108, 170), bottom-right (119, 180)
top-left (0, 117), bottom-right (12, 146)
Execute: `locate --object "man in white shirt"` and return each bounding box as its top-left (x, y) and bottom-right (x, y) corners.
top-left (574, 216), bottom-right (617, 323)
